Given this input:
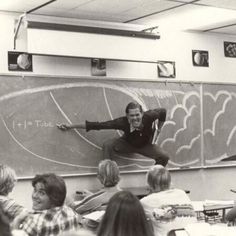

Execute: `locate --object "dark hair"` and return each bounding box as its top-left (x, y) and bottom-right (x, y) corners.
top-left (125, 102), bottom-right (143, 114)
top-left (97, 191), bottom-right (154, 236)
top-left (32, 173), bottom-right (66, 207)
top-left (97, 159), bottom-right (120, 187)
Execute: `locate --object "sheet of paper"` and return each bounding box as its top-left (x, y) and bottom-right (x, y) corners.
top-left (191, 201), bottom-right (204, 211)
top-left (83, 210), bottom-right (105, 221)
top-left (204, 200), bottom-right (234, 206)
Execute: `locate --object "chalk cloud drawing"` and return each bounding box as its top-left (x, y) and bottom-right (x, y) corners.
top-left (204, 88), bottom-right (236, 164)
top-left (159, 91), bottom-right (201, 166)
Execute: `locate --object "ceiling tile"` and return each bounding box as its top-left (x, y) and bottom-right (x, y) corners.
top-left (168, 0), bottom-right (199, 2)
top-left (72, 0), bottom-right (151, 15)
top-left (45, 0), bottom-right (92, 10)
top-left (198, 0), bottom-right (236, 10)
top-left (211, 25), bottom-right (236, 35)
top-left (0, 0), bottom-right (47, 12)
top-left (121, 1), bottom-right (181, 21)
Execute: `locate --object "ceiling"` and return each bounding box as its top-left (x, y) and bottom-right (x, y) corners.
top-left (1, 0), bottom-right (236, 35)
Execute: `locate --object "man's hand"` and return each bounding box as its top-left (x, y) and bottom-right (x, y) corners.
top-left (57, 123), bottom-right (70, 131)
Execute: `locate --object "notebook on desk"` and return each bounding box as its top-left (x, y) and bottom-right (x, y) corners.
top-left (83, 210), bottom-right (105, 222)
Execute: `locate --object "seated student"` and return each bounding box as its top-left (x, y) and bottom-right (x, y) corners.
top-left (13, 173), bottom-right (81, 236)
top-left (0, 164), bottom-right (26, 222)
top-left (225, 206), bottom-right (236, 224)
top-left (0, 203), bottom-right (27, 236)
top-left (0, 203), bottom-right (12, 236)
top-left (140, 165), bottom-right (197, 236)
top-left (72, 159), bottom-right (121, 215)
top-left (97, 190), bottom-right (154, 236)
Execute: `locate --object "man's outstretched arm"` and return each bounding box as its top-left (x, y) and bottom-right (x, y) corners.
top-left (57, 123), bottom-right (86, 131)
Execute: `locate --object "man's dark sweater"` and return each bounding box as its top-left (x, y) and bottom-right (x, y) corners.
top-left (85, 108), bottom-right (166, 148)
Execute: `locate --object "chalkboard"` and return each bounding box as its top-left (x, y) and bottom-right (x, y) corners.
top-left (0, 75), bottom-right (235, 177)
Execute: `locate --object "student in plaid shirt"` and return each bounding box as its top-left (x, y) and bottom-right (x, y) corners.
top-left (0, 164), bottom-right (26, 222)
top-left (14, 173), bottom-right (81, 236)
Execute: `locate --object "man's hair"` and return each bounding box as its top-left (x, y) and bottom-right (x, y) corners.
top-left (0, 165), bottom-right (17, 196)
top-left (32, 173), bottom-right (66, 207)
top-left (147, 165), bottom-right (171, 192)
top-left (97, 159), bottom-right (120, 187)
top-left (125, 102), bottom-right (143, 114)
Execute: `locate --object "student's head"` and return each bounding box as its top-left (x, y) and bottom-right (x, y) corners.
top-left (97, 191), bottom-right (154, 236)
top-left (125, 102), bottom-right (144, 129)
top-left (0, 164), bottom-right (17, 196)
top-left (97, 159), bottom-right (120, 187)
top-left (147, 165), bottom-right (171, 192)
top-left (32, 173), bottom-right (66, 210)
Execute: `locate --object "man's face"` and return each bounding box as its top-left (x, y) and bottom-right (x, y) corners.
top-left (32, 182), bottom-right (53, 211)
top-left (126, 108), bottom-right (143, 128)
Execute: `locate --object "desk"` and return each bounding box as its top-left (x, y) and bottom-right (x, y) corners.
top-left (204, 204), bottom-right (234, 220)
top-left (122, 186), bottom-right (150, 199)
top-left (122, 186), bottom-right (190, 199)
top-left (76, 187), bottom-right (190, 200)
top-left (192, 200), bottom-right (234, 223)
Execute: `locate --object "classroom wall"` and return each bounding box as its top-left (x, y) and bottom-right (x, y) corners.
top-left (1, 12), bottom-right (236, 209)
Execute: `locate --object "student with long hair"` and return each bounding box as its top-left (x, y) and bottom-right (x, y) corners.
top-left (97, 191), bottom-right (154, 236)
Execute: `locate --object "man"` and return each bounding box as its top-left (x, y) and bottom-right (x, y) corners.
top-left (57, 102), bottom-right (169, 166)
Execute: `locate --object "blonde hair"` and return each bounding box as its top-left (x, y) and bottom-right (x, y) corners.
top-left (97, 159), bottom-right (120, 187)
top-left (0, 165), bottom-right (17, 196)
top-left (147, 165), bottom-right (171, 192)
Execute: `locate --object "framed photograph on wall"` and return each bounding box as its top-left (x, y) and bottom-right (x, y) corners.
top-left (157, 61), bottom-right (176, 78)
top-left (192, 50), bottom-right (209, 67)
top-left (8, 51), bottom-right (33, 71)
top-left (224, 41), bottom-right (236, 58)
top-left (91, 58), bottom-right (106, 76)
